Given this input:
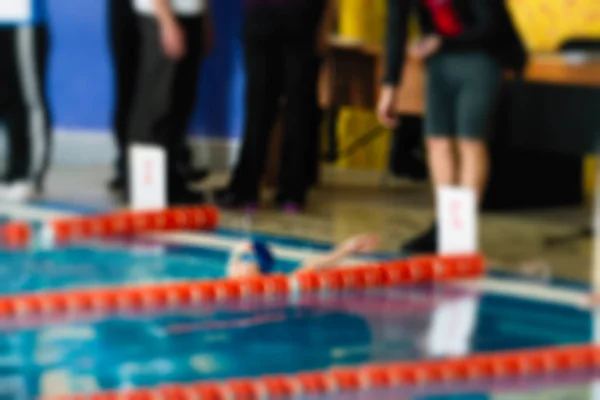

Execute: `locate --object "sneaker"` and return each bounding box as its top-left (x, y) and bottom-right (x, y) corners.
top-left (109, 176), bottom-right (128, 205)
top-left (242, 203), bottom-right (259, 213)
top-left (400, 223), bottom-right (437, 255)
top-left (275, 194), bottom-right (306, 214)
top-left (107, 175), bottom-right (126, 193)
top-left (282, 202), bottom-right (303, 215)
top-left (0, 181), bottom-right (37, 203)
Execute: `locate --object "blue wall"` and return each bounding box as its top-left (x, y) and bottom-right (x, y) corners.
top-left (46, 0), bottom-right (245, 139)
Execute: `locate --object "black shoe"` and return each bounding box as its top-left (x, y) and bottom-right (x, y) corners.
top-left (400, 223), bottom-right (437, 255)
top-left (107, 175), bottom-right (126, 193)
top-left (169, 186), bottom-right (206, 206)
top-left (404, 157), bottom-right (427, 181)
top-left (391, 155), bottom-right (427, 182)
top-left (274, 195), bottom-right (306, 214)
top-left (275, 189), bottom-right (307, 208)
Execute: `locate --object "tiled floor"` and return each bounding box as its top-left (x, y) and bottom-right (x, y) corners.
top-left (44, 164), bottom-right (594, 284)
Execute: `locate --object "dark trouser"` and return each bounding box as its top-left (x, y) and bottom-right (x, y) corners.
top-left (389, 116), bottom-right (427, 180)
top-left (229, 6), bottom-right (322, 204)
top-left (108, 0), bottom-right (140, 179)
top-left (128, 16), bottom-right (204, 193)
top-left (426, 52), bottom-right (502, 140)
top-left (0, 25), bottom-right (51, 188)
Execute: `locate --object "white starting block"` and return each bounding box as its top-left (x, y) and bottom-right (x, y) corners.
top-left (128, 144), bottom-right (167, 255)
top-left (128, 144), bottom-right (167, 211)
top-left (437, 186), bottom-right (478, 255)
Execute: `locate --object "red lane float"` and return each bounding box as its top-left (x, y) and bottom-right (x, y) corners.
top-left (0, 254), bottom-right (483, 325)
top-left (47, 344), bottom-right (600, 400)
top-left (0, 206), bottom-right (219, 249)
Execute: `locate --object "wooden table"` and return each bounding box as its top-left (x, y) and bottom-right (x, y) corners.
top-left (524, 54), bottom-right (600, 86)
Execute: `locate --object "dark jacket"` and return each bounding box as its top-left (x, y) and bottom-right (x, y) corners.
top-left (383, 0), bottom-right (527, 85)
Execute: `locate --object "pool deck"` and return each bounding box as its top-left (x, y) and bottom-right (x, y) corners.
top-left (39, 165), bottom-right (593, 284)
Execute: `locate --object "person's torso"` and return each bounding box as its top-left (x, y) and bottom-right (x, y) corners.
top-left (0, 0), bottom-right (47, 26)
top-left (422, 0), bottom-right (466, 37)
top-left (419, 0), bottom-right (527, 71)
top-left (132, 0), bottom-right (206, 17)
top-left (243, 0), bottom-right (324, 39)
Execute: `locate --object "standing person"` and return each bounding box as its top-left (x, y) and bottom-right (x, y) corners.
top-left (127, 0), bottom-right (213, 205)
top-left (378, 0), bottom-right (526, 254)
top-left (0, 0), bottom-right (52, 202)
top-left (107, 0), bottom-right (140, 196)
top-left (217, 0), bottom-right (337, 213)
top-left (108, 0), bottom-right (210, 200)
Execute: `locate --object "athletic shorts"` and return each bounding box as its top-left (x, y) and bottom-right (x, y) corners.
top-left (425, 51), bottom-right (502, 141)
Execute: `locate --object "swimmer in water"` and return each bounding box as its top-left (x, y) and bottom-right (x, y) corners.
top-left (227, 234), bottom-right (380, 278)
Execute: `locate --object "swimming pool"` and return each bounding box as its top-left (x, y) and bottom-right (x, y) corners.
top-left (0, 202), bottom-right (595, 399)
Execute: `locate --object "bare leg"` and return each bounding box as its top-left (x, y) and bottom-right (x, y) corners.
top-left (426, 136), bottom-right (458, 194)
top-left (457, 138), bottom-right (489, 203)
top-left (397, 137), bottom-right (459, 254)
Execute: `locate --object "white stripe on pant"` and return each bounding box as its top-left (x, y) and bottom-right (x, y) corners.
top-left (15, 25), bottom-right (47, 182)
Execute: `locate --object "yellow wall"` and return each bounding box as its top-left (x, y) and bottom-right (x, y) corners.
top-left (507, 0), bottom-right (600, 51)
top-left (338, 0), bottom-right (387, 45)
top-left (336, 0), bottom-right (389, 171)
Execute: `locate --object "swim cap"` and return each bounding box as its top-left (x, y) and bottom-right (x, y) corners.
top-left (251, 240), bottom-right (275, 274)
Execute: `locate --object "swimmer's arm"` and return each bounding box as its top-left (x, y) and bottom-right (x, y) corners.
top-left (295, 234), bottom-right (379, 273)
top-left (296, 247), bottom-right (354, 273)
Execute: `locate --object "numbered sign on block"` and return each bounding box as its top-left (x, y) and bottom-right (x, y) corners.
top-left (129, 144), bottom-right (166, 211)
top-left (437, 186), bottom-right (477, 254)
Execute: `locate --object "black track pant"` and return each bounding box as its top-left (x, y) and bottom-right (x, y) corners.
top-left (128, 16), bottom-right (204, 193)
top-left (0, 25), bottom-right (51, 188)
top-left (108, 0), bottom-right (140, 179)
top-left (229, 7), bottom-right (322, 204)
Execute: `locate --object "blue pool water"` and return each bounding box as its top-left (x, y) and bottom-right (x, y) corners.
top-left (0, 283), bottom-right (591, 398)
top-left (0, 240), bottom-right (304, 295)
top-left (0, 204), bottom-right (595, 399)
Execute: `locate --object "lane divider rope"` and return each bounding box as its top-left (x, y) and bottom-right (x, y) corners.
top-left (0, 206), bottom-right (220, 249)
top-left (0, 254), bottom-right (484, 325)
top-left (47, 344), bottom-right (600, 400)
